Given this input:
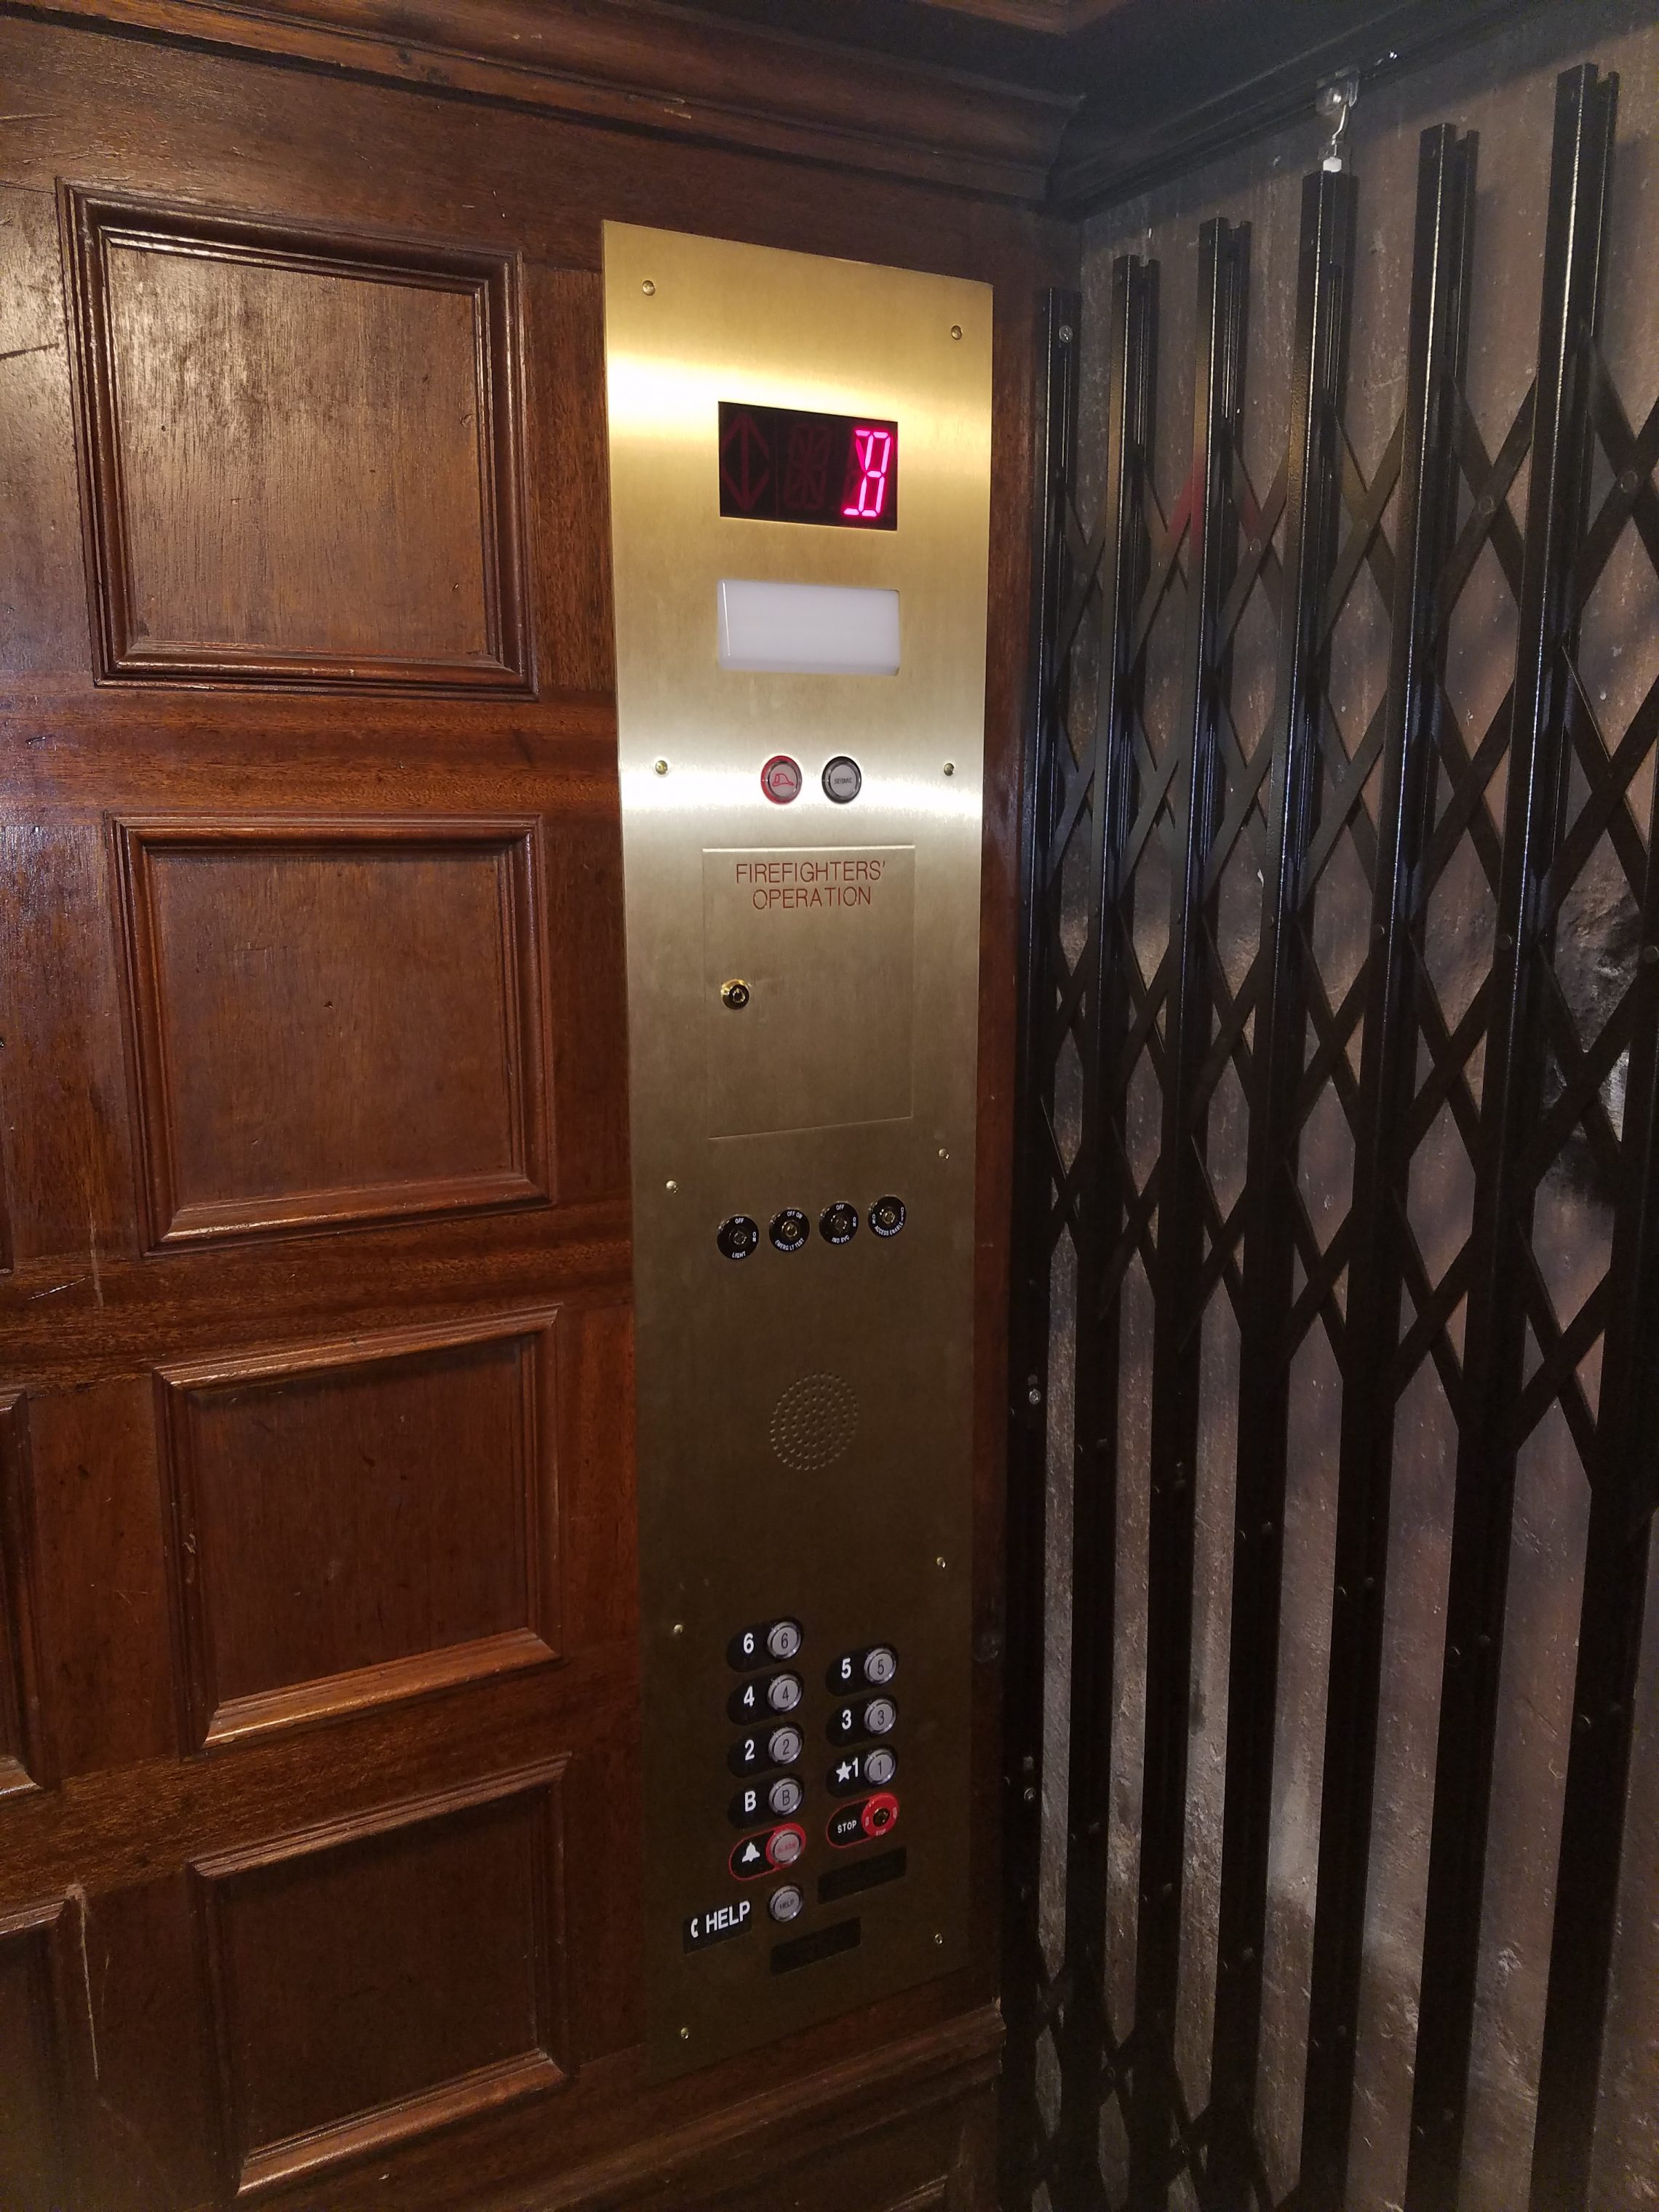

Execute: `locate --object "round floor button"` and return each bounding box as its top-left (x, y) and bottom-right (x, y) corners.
top-left (821, 755), bottom-right (862, 803)
top-left (769, 1883), bottom-right (805, 1923)
top-left (766, 1618), bottom-right (803, 1660)
top-left (770, 1209), bottom-right (809, 1253)
top-left (863, 1646), bottom-right (897, 1686)
top-left (864, 1745), bottom-right (897, 1786)
top-left (761, 754), bottom-right (803, 804)
top-left (863, 1695), bottom-right (896, 1736)
top-left (768, 1774), bottom-right (804, 1817)
top-left (716, 1215), bottom-right (760, 1261)
top-left (766, 1823), bottom-right (806, 1867)
top-left (767, 1724), bottom-right (803, 1766)
top-left (767, 1672), bottom-right (803, 1712)
top-left (819, 1201), bottom-right (859, 1246)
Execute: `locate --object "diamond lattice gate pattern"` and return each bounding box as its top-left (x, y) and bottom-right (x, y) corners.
top-left (1002, 55), bottom-right (1659, 2212)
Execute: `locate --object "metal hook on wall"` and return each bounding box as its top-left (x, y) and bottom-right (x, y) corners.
top-left (1317, 71), bottom-right (1360, 172)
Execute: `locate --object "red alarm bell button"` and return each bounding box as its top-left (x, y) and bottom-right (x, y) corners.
top-left (860, 1792), bottom-right (899, 1839)
top-left (766, 1822), bottom-right (808, 1869)
top-left (760, 754), bottom-right (803, 804)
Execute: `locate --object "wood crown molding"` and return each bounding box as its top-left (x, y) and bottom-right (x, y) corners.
top-left (23, 0), bottom-right (1079, 202)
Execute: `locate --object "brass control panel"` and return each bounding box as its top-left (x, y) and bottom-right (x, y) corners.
top-left (605, 224), bottom-right (991, 2077)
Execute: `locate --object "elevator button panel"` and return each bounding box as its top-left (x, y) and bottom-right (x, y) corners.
top-left (608, 222), bottom-right (988, 2075)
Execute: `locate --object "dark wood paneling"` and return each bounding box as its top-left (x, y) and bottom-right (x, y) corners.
top-left (0, 1395), bottom-right (50, 1796)
top-left (115, 816), bottom-right (554, 1246)
top-left (0, 8), bottom-right (1064, 2205)
top-left (63, 186), bottom-right (532, 691)
top-left (157, 1316), bottom-right (562, 1749)
top-left (193, 1762), bottom-right (568, 2195)
top-left (31, 0), bottom-right (1075, 200)
top-left (0, 1895), bottom-right (90, 2211)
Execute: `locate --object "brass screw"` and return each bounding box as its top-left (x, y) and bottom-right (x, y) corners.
top-left (679, 2024), bottom-right (689, 2040)
top-left (942, 761), bottom-right (955, 776)
top-left (666, 1179), bottom-right (678, 1193)
top-left (672, 1622), bottom-right (685, 1637)
top-left (653, 757), bottom-right (669, 775)
top-left (950, 325), bottom-right (963, 341)
top-left (643, 280), bottom-right (657, 295)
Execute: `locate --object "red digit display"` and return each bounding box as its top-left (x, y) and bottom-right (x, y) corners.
top-left (718, 402), bottom-right (898, 530)
top-left (841, 425), bottom-right (894, 520)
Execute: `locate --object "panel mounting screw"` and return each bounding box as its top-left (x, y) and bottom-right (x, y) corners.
top-left (672, 1622), bottom-right (685, 1637)
top-left (720, 978), bottom-right (752, 1010)
top-left (936, 1556), bottom-right (947, 1570)
top-left (950, 324), bottom-right (963, 341)
top-left (653, 757), bottom-right (669, 774)
top-left (942, 760), bottom-right (955, 776)
top-left (679, 2024), bottom-right (689, 2039)
top-left (938, 1147), bottom-right (950, 1161)
top-left (642, 280), bottom-right (657, 295)
top-left (666, 1179), bottom-right (678, 1193)
top-left (934, 1931), bottom-right (945, 1946)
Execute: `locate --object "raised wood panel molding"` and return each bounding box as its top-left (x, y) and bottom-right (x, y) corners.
top-left (191, 1760), bottom-right (569, 2197)
top-left (0, 1894), bottom-right (91, 2210)
top-left (115, 816), bottom-right (554, 1249)
top-left (61, 183), bottom-right (533, 691)
top-left (37, 0), bottom-right (1076, 202)
top-left (0, 1393), bottom-right (52, 1799)
top-left (156, 1313), bottom-right (565, 1751)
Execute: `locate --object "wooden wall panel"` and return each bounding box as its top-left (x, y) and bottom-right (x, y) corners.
top-left (0, 1394), bottom-right (49, 1795)
top-left (63, 186), bottom-right (531, 691)
top-left (193, 1763), bottom-right (568, 2196)
top-left (0, 1895), bottom-right (88, 2211)
top-left (116, 817), bottom-right (553, 1246)
top-left (157, 1314), bottom-right (562, 1748)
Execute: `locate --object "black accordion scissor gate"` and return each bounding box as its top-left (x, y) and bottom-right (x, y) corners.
top-left (1003, 60), bottom-right (1659, 2212)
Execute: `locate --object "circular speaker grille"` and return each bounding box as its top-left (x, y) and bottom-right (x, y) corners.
top-left (769, 1372), bottom-right (859, 1474)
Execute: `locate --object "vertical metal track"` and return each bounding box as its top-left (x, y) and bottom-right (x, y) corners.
top-left (1056, 253), bottom-right (1159, 2212)
top-left (1530, 777), bottom-right (1659, 2208)
top-left (1529, 123), bottom-right (1659, 2212)
top-left (1000, 283), bottom-right (1081, 2212)
top-left (1404, 65), bottom-right (1618, 2208)
top-left (1298, 124), bottom-right (1479, 2209)
top-left (1206, 166), bottom-right (1356, 2207)
top-left (1129, 217), bottom-right (1247, 2210)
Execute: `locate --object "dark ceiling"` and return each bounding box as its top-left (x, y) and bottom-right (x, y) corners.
top-left (655, 0), bottom-right (1561, 211)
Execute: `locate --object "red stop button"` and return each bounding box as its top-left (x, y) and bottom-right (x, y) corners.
top-left (860, 1792), bottom-right (899, 1839)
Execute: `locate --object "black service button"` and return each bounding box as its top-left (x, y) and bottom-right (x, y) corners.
top-left (717, 1214), bottom-right (760, 1261)
top-left (870, 1195), bottom-right (906, 1238)
top-left (819, 1201), bottom-right (859, 1246)
top-left (821, 755), bottom-right (862, 803)
top-left (770, 1209), bottom-right (809, 1253)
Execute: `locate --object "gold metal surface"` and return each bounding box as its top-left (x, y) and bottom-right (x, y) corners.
top-left (605, 222), bottom-right (991, 2078)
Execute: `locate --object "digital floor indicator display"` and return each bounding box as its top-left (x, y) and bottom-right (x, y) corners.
top-left (605, 222), bottom-right (992, 2077)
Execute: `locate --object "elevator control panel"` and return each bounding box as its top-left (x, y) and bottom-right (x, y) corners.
top-left (605, 223), bottom-right (991, 2076)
